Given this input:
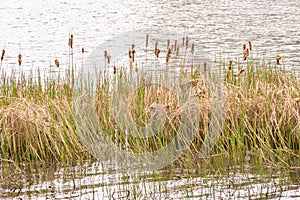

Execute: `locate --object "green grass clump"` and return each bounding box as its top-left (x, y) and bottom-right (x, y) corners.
top-left (0, 74), bottom-right (88, 163)
top-left (0, 58), bottom-right (299, 167)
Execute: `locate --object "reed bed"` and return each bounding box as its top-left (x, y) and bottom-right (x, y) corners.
top-left (0, 42), bottom-right (299, 167)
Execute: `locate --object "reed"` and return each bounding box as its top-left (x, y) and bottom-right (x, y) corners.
top-left (0, 38), bottom-right (298, 167)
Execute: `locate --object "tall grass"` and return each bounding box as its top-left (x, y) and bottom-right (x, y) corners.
top-left (0, 43), bottom-right (299, 167)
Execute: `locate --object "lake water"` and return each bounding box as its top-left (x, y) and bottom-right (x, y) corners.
top-left (0, 0), bottom-right (300, 199)
top-left (1, 160), bottom-right (300, 199)
top-left (0, 0), bottom-right (299, 71)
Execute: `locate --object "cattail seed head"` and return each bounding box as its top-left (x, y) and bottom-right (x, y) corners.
top-left (128, 49), bottom-right (132, 59)
top-left (55, 59), bottom-right (59, 67)
top-left (243, 43), bottom-right (246, 50)
top-left (135, 62), bottom-right (138, 72)
top-left (249, 41), bottom-right (252, 51)
top-left (191, 43), bottom-right (195, 54)
top-left (113, 65), bottom-right (117, 74)
top-left (18, 53), bottom-right (22, 66)
top-left (185, 36), bottom-right (189, 49)
top-left (174, 40), bottom-right (177, 51)
top-left (234, 68), bottom-right (245, 77)
top-left (1, 49), bottom-right (5, 62)
top-left (82, 47), bottom-right (84, 54)
top-left (228, 59), bottom-right (233, 70)
top-left (203, 61), bottom-right (207, 72)
top-left (155, 48), bottom-right (160, 58)
top-left (146, 34), bottom-right (149, 48)
top-left (276, 54), bottom-right (281, 64)
top-left (182, 37), bottom-right (185, 46)
top-left (243, 48), bottom-right (249, 60)
top-left (166, 48), bottom-right (172, 63)
top-left (132, 49), bottom-right (136, 62)
top-left (104, 50), bottom-right (108, 59)
top-left (68, 34), bottom-right (73, 48)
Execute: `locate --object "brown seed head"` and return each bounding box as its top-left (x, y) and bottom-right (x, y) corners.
top-left (276, 54), bottom-right (281, 64)
top-left (82, 47), bottom-right (84, 54)
top-left (228, 59), bottom-right (233, 70)
top-left (155, 48), bottom-right (160, 58)
top-left (249, 41), bottom-right (252, 51)
top-left (234, 68), bottom-right (245, 77)
top-left (203, 61), bottom-right (207, 72)
top-left (104, 50), bottom-right (108, 59)
top-left (146, 34), bottom-right (149, 48)
top-left (243, 48), bottom-right (249, 60)
top-left (185, 36), bottom-right (189, 49)
top-left (1, 49), bottom-right (5, 62)
top-left (128, 49), bottom-right (132, 59)
top-left (243, 43), bottom-right (246, 50)
top-left (191, 43), bottom-right (195, 54)
top-left (55, 59), bottom-right (59, 67)
top-left (18, 54), bottom-right (22, 66)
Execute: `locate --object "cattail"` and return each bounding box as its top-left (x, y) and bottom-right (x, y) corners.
top-left (191, 43), bottom-right (195, 54)
top-left (55, 59), bottom-right (59, 67)
top-left (107, 54), bottom-right (111, 64)
top-left (185, 36), bottom-right (189, 49)
top-left (166, 48), bottom-right (171, 63)
top-left (104, 50), bottom-right (108, 59)
top-left (228, 59), bottom-right (233, 70)
top-left (135, 62), bottom-right (138, 72)
top-left (276, 55), bottom-right (281, 65)
top-left (128, 49), bottom-right (132, 59)
top-left (68, 34), bottom-right (73, 48)
top-left (203, 61), bottom-right (207, 72)
top-left (82, 47), bottom-right (84, 54)
top-left (113, 65), bottom-right (117, 74)
top-left (249, 41), bottom-right (252, 51)
top-left (234, 68), bottom-right (245, 77)
top-left (1, 49), bottom-right (5, 62)
top-left (146, 34), bottom-right (149, 48)
top-left (176, 46), bottom-right (179, 56)
top-left (155, 48), bottom-right (160, 58)
top-left (18, 53), bottom-right (22, 66)
top-left (243, 48), bottom-right (249, 60)
top-left (243, 43), bottom-right (246, 50)
top-left (174, 40), bottom-right (177, 51)
top-left (132, 49), bottom-right (135, 62)
top-left (182, 37), bottom-right (185, 46)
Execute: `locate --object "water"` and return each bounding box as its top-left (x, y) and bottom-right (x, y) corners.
top-left (0, 0), bottom-right (300, 199)
top-left (0, 0), bottom-right (299, 71)
top-left (1, 160), bottom-right (300, 199)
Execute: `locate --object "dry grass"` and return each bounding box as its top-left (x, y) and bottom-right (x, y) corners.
top-left (0, 51), bottom-right (299, 166)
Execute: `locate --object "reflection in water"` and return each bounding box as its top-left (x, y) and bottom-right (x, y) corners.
top-left (1, 160), bottom-right (300, 199)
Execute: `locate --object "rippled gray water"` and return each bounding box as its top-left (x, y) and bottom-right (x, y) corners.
top-left (0, 0), bottom-right (299, 71)
top-left (1, 160), bottom-right (300, 199)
